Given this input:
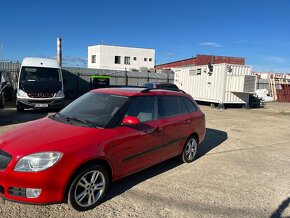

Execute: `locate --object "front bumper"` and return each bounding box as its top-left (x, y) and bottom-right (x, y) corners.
top-left (0, 161), bottom-right (69, 204)
top-left (16, 98), bottom-right (64, 109)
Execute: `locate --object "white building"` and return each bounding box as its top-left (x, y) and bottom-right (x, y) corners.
top-left (88, 45), bottom-right (155, 71)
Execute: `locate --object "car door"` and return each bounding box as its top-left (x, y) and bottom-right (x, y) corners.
top-left (114, 96), bottom-right (164, 178)
top-left (158, 95), bottom-right (192, 159)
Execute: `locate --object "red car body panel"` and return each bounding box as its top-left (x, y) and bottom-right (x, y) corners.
top-left (0, 88), bottom-right (205, 204)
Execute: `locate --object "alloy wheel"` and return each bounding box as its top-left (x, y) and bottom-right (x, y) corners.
top-left (74, 170), bottom-right (106, 207)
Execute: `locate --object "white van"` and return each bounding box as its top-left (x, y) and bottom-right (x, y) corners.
top-left (16, 57), bottom-right (65, 112)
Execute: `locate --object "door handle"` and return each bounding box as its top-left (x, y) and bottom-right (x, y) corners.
top-left (142, 127), bottom-right (163, 135)
top-left (185, 119), bottom-right (191, 124)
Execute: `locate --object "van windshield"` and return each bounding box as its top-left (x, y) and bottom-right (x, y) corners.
top-left (19, 67), bottom-right (62, 93)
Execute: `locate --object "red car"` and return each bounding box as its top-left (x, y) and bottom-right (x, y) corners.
top-left (0, 87), bottom-right (205, 211)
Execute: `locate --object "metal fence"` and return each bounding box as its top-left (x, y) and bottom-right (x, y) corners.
top-left (0, 61), bottom-right (174, 99)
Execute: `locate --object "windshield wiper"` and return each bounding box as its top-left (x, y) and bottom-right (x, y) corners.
top-left (54, 112), bottom-right (67, 121)
top-left (54, 113), bottom-right (97, 128)
top-left (65, 116), bottom-right (97, 128)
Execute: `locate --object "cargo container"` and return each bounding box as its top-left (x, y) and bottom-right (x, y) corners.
top-left (174, 63), bottom-right (256, 107)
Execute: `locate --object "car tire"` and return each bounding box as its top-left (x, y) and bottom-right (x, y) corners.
top-left (68, 164), bottom-right (109, 211)
top-left (181, 136), bottom-right (198, 163)
top-left (0, 93), bottom-right (5, 108)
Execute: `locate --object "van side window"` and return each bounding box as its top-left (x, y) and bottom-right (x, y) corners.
top-left (158, 96), bottom-right (180, 118)
top-left (182, 97), bottom-right (197, 112)
top-left (125, 96), bottom-right (157, 122)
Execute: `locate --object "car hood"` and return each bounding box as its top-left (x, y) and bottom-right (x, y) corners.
top-left (0, 117), bottom-right (102, 156)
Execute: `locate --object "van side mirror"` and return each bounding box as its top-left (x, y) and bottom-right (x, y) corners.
top-left (122, 116), bottom-right (140, 126)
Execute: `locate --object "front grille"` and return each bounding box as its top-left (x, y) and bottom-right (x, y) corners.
top-left (27, 93), bottom-right (55, 98)
top-left (0, 150), bottom-right (12, 170)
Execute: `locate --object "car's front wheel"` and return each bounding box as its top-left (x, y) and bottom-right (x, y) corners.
top-left (68, 164), bottom-right (109, 211)
top-left (181, 136), bottom-right (198, 163)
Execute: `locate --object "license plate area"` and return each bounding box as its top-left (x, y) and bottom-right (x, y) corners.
top-left (34, 103), bottom-right (48, 108)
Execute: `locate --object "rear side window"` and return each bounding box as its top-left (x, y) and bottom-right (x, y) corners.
top-left (179, 97), bottom-right (189, 114)
top-left (125, 96), bottom-right (157, 122)
top-left (181, 97), bottom-right (197, 112)
top-left (158, 96), bottom-right (180, 118)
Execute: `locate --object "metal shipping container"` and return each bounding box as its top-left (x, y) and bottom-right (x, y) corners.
top-left (174, 63), bottom-right (256, 106)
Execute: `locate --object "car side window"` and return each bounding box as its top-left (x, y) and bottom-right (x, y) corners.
top-left (182, 97), bottom-right (197, 112)
top-left (179, 97), bottom-right (189, 114)
top-left (125, 96), bottom-right (157, 122)
top-left (158, 96), bottom-right (181, 118)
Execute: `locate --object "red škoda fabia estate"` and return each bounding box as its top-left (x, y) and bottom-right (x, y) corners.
top-left (0, 88), bottom-right (205, 211)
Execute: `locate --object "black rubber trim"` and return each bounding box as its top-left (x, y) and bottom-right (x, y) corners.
top-left (0, 150), bottom-right (12, 170)
top-left (122, 137), bottom-right (186, 163)
top-left (0, 195), bottom-right (62, 206)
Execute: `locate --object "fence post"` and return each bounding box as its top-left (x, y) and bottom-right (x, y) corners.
top-left (167, 73), bottom-right (170, 83)
top-left (147, 72), bottom-right (150, 82)
top-left (125, 70), bottom-right (128, 86)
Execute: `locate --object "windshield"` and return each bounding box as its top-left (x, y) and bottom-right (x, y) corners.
top-left (57, 92), bottom-right (129, 128)
top-left (19, 67), bottom-right (62, 93)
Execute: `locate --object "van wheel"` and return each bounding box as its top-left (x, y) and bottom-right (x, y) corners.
top-left (0, 93), bottom-right (5, 108)
top-left (16, 105), bottom-right (24, 112)
top-left (181, 136), bottom-right (198, 163)
top-left (68, 164), bottom-right (109, 211)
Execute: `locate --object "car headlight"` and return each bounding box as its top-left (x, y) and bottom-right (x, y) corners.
top-left (14, 152), bottom-right (63, 172)
top-left (17, 89), bottom-right (28, 98)
top-left (55, 90), bottom-right (65, 98)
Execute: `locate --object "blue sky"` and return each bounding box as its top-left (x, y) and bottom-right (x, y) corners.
top-left (0, 0), bottom-right (290, 72)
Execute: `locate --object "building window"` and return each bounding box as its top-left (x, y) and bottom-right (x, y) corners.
top-left (149, 58), bottom-right (152, 62)
top-left (91, 55), bottom-right (96, 63)
top-left (115, 56), bottom-right (121, 64)
top-left (133, 57), bottom-right (137, 61)
top-left (124, 56), bottom-right (130, 65)
top-left (144, 58), bottom-right (147, 61)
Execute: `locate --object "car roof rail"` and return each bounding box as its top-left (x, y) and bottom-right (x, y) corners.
top-left (140, 88), bottom-right (186, 94)
top-left (140, 88), bottom-right (152, 93)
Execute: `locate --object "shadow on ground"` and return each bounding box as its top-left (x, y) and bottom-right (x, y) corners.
top-left (270, 197), bottom-right (290, 218)
top-left (0, 101), bottom-right (60, 127)
top-left (105, 128), bottom-right (228, 202)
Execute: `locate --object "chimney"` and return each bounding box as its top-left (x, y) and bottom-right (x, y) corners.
top-left (57, 37), bottom-right (62, 66)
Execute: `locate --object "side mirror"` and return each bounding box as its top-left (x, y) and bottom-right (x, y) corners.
top-left (122, 116), bottom-right (140, 126)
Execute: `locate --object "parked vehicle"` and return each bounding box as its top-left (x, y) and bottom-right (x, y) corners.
top-left (0, 87), bottom-right (205, 211)
top-left (0, 71), bottom-right (14, 108)
top-left (143, 82), bottom-right (179, 91)
top-left (16, 57), bottom-right (64, 112)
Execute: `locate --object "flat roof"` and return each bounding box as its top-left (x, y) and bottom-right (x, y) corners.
top-left (88, 44), bottom-right (155, 50)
